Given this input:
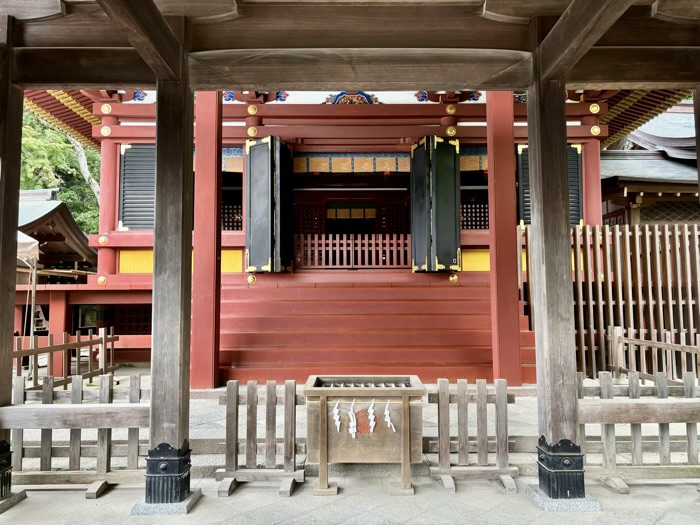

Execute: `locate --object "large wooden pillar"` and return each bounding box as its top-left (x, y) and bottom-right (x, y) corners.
top-left (528, 20), bottom-right (582, 499)
top-left (486, 92), bottom-right (522, 385)
top-left (0, 16), bottom-right (25, 501)
top-left (191, 91), bottom-right (222, 389)
top-left (97, 123), bottom-right (119, 276)
top-left (48, 291), bottom-right (71, 377)
top-left (147, 72), bottom-right (195, 502)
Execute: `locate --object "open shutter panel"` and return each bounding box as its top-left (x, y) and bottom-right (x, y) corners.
top-left (245, 138), bottom-right (274, 272)
top-left (430, 137), bottom-right (461, 272)
top-left (275, 139), bottom-right (295, 272)
top-left (518, 146), bottom-right (582, 227)
top-left (567, 146), bottom-right (583, 226)
top-left (120, 145), bottom-right (155, 230)
top-left (410, 138), bottom-right (431, 272)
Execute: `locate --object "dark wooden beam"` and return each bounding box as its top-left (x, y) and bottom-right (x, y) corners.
top-left (528, 16), bottom-right (579, 451)
top-left (568, 47), bottom-right (700, 89)
top-left (0, 1), bottom-right (64, 22)
top-left (188, 48), bottom-right (531, 91)
top-left (539, 0), bottom-right (634, 80)
top-left (652, 0), bottom-right (700, 24)
top-left (12, 48), bottom-right (156, 89)
top-left (0, 15), bottom-right (25, 454)
top-left (695, 88), bottom-right (700, 204)
top-left (94, 0), bottom-right (182, 80)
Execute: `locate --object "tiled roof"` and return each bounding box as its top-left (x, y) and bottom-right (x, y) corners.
top-left (18, 200), bottom-right (63, 228)
top-left (601, 150), bottom-right (698, 184)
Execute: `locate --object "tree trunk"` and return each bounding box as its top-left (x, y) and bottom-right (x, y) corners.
top-left (67, 135), bottom-right (100, 201)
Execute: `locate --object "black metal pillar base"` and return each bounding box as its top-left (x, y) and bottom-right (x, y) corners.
top-left (0, 441), bottom-right (11, 500)
top-left (145, 441), bottom-right (192, 504)
top-left (537, 436), bottom-right (585, 499)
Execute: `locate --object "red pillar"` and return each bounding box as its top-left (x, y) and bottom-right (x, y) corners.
top-left (191, 92), bottom-right (223, 389)
top-left (486, 91), bottom-right (522, 385)
top-left (49, 291), bottom-right (71, 376)
top-left (97, 116), bottom-right (119, 276)
top-left (14, 305), bottom-right (22, 335)
top-left (582, 139), bottom-right (603, 226)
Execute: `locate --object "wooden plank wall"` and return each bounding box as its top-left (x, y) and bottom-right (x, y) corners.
top-left (526, 224), bottom-right (700, 378)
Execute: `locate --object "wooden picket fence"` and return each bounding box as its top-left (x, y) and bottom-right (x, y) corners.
top-left (215, 380), bottom-right (305, 497)
top-left (578, 371), bottom-right (700, 493)
top-left (609, 326), bottom-right (700, 384)
top-left (14, 327), bottom-right (121, 390)
top-left (522, 224), bottom-right (700, 379)
top-left (427, 379), bottom-right (518, 494)
top-left (7, 374), bottom-right (149, 498)
top-left (294, 233), bottom-right (411, 269)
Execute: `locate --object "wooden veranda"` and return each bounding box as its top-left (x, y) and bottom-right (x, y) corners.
top-left (1, 0), bottom-right (700, 509)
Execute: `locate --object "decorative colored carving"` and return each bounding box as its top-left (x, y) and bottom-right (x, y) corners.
top-left (324, 91), bottom-right (381, 104)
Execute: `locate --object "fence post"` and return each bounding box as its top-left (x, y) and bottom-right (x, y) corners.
top-left (98, 327), bottom-right (107, 374)
top-left (612, 326), bottom-right (624, 377)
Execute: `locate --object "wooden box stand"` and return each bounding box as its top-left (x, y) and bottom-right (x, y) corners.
top-left (304, 375), bottom-right (425, 496)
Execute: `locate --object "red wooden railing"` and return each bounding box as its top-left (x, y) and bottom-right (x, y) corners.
top-left (294, 234), bottom-right (411, 269)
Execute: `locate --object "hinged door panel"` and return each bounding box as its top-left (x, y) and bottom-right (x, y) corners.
top-left (410, 138), bottom-right (431, 272)
top-left (245, 138), bottom-right (274, 272)
top-left (431, 137), bottom-right (461, 272)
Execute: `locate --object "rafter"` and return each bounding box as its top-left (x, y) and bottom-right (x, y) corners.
top-left (94, 0), bottom-right (182, 80)
top-left (538, 0), bottom-right (635, 81)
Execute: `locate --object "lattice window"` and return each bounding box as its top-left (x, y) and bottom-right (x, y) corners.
top-left (114, 305), bottom-right (152, 335)
top-left (296, 204), bottom-right (326, 234)
top-left (376, 198), bottom-right (409, 233)
top-left (460, 203), bottom-right (489, 230)
top-left (222, 203), bottom-right (243, 231)
top-left (641, 201), bottom-right (700, 223)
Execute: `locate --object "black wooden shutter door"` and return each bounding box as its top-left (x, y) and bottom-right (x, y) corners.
top-left (430, 137), bottom-right (461, 272)
top-left (410, 138), bottom-right (431, 272)
top-left (120, 145), bottom-right (156, 230)
top-left (245, 138), bottom-right (274, 272)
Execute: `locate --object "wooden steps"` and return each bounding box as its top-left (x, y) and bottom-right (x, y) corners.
top-left (218, 273), bottom-right (535, 383)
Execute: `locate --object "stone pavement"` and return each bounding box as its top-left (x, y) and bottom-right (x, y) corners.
top-left (2, 476), bottom-right (699, 525)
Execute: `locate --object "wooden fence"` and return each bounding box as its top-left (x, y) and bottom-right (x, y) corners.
top-left (14, 327), bottom-right (120, 390)
top-left (215, 380), bottom-right (305, 497)
top-left (294, 233), bottom-right (411, 269)
top-left (609, 326), bottom-right (700, 384)
top-left (427, 379), bottom-right (518, 494)
top-left (522, 224), bottom-right (700, 378)
top-left (5, 374), bottom-right (149, 498)
top-left (578, 371), bottom-right (700, 493)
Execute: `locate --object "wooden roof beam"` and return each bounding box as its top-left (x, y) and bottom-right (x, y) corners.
top-left (538, 0), bottom-right (635, 81)
top-left (94, 0), bottom-right (182, 80)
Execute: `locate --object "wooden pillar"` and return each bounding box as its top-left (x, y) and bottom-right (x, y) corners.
top-left (582, 139), bottom-right (603, 226)
top-left (0, 15), bottom-right (25, 500)
top-left (695, 88), bottom-right (700, 204)
top-left (529, 19), bottom-right (583, 499)
top-left (191, 91), bottom-right (222, 389)
top-left (48, 291), bottom-right (71, 377)
top-left (486, 91), bottom-right (522, 385)
top-left (146, 74), bottom-right (195, 502)
top-left (97, 125), bottom-right (119, 276)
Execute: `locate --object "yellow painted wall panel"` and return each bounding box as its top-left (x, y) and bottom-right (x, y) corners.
top-left (460, 249), bottom-right (490, 272)
top-left (119, 250), bottom-right (154, 274)
top-left (293, 158), bottom-right (307, 173)
top-left (397, 157), bottom-right (410, 172)
top-left (375, 158), bottom-right (396, 172)
top-left (309, 157), bottom-right (330, 173)
top-left (222, 250), bottom-right (243, 273)
top-left (224, 157), bottom-right (243, 172)
top-left (354, 157), bottom-right (374, 172)
top-left (460, 156), bottom-right (480, 171)
top-left (332, 158), bottom-right (351, 172)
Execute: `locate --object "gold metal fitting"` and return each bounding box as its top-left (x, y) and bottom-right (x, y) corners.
top-left (101, 104), bottom-right (112, 114)
top-left (247, 275), bottom-right (256, 284)
top-left (247, 127), bottom-right (258, 137)
top-left (100, 126), bottom-right (112, 137)
top-left (97, 276), bottom-right (107, 286)
top-left (446, 104), bottom-right (457, 115)
top-left (247, 105), bottom-right (258, 115)
top-left (449, 274), bottom-right (459, 284)
top-left (589, 103), bottom-right (601, 115)
top-left (446, 126), bottom-right (457, 137)
top-left (98, 236), bottom-right (108, 245)
top-left (590, 125), bottom-right (601, 136)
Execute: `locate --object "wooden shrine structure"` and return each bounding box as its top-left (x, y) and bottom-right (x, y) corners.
top-left (1, 0), bottom-right (700, 508)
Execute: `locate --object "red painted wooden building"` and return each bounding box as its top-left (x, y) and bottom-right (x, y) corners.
top-left (16, 88), bottom-right (690, 388)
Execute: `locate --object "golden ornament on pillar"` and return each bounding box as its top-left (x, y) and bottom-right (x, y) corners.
top-left (589, 103), bottom-right (601, 115)
top-left (100, 126), bottom-right (112, 137)
top-left (97, 276), bottom-right (107, 286)
top-left (445, 104), bottom-right (457, 115)
top-left (101, 104), bottom-right (112, 114)
top-left (247, 105), bottom-right (259, 115)
top-left (247, 275), bottom-right (257, 284)
top-left (449, 274), bottom-right (459, 284)
top-left (590, 125), bottom-right (601, 136)
top-left (247, 127), bottom-right (258, 137)
top-left (98, 236), bottom-right (108, 245)
top-left (446, 126), bottom-right (457, 137)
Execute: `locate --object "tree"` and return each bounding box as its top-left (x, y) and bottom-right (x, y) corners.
top-left (21, 112), bottom-right (101, 234)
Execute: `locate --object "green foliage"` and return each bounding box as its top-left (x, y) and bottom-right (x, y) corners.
top-left (21, 112), bottom-right (101, 234)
